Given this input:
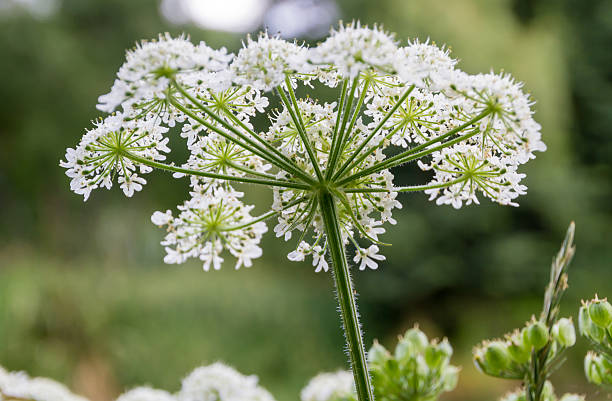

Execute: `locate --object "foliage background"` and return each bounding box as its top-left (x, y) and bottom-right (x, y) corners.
top-left (0, 0), bottom-right (611, 400)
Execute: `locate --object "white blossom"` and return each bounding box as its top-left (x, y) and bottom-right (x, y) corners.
top-left (0, 367), bottom-right (89, 401)
top-left (60, 114), bottom-right (169, 200)
top-left (353, 245), bottom-right (385, 271)
top-left (312, 22), bottom-right (397, 78)
top-left (152, 188), bottom-right (267, 271)
top-left (231, 33), bottom-right (310, 91)
top-left (178, 363), bottom-right (275, 401)
top-left (300, 371), bottom-right (355, 401)
top-left (116, 387), bottom-right (176, 401)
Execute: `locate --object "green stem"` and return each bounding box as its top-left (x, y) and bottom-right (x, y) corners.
top-left (337, 111), bottom-right (491, 186)
top-left (342, 177), bottom-right (467, 193)
top-left (171, 82), bottom-right (316, 185)
top-left (318, 191), bottom-right (374, 401)
top-left (123, 152), bottom-right (310, 190)
top-left (278, 80), bottom-right (324, 181)
top-left (327, 77), bottom-right (359, 179)
top-left (332, 84), bottom-right (415, 181)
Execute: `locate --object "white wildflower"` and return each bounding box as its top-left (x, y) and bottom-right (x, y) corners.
top-left (353, 245), bottom-right (385, 270)
top-left (312, 22), bottom-right (397, 78)
top-left (300, 371), bottom-right (355, 401)
top-left (116, 387), bottom-right (176, 401)
top-left (231, 33), bottom-right (310, 91)
top-left (178, 362), bottom-right (275, 401)
top-left (60, 114), bottom-right (169, 200)
top-left (0, 368), bottom-right (89, 401)
top-left (152, 188), bottom-right (267, 271)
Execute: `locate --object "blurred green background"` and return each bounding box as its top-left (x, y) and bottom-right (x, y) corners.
top-left (0, 0), bottom-right (611, 400)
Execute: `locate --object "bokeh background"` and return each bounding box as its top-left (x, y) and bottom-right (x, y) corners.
top-left (0, 0), bottom-right (611, 400)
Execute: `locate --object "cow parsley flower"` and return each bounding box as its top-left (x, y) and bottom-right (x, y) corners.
top-left (178, 362), bottom-right (275, 401)
top-left (151, 188), bottom-right (267, 270)
top-left (61, 114), bottom-right (169, 200)
top-left (312, 22), bottom-right (397, 78)
top-left (300, 371), bottom-right (356, 401)
top-left (0, 367), bottom-right (89, 401)
top-left (63, 23), bottom-right (548, 401)
top-left (116, 387), bottom-right (176, 401)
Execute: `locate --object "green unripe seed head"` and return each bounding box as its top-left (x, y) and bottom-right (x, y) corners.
top-left (552, 318), bottom-right (576, 347)
top-left (368, 341), bottom-right (389, 365)
top-left (507, 341), bottom-right (530, 364)
top-left (588, 299), bottom-right (612, 329)
top-left (523, 321), bottom-right (549, 351)
top-left (484, 341), bottom-right (512, 372)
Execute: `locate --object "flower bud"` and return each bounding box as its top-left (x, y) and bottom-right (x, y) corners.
top-left (588, 298), bottom-right (612, 329)
top-left (522, 321), bottom-right (549, 351)
top-left (441, 365), bottom-right (460, 391)
top-left (484, 341), bottom-right (512, 373)
top-left (552, 318), bottom-right (576, 347)
top-left (395, 327), bottom-right (428, 360)
top-left (584, 352), bottom-right (603, 385)
top-left (438, 338), bottom-right (453, 359)
top-left (507, 341), bottom-right (530, 364)
top-left (368, 341), bottom-right (389, 365)
top-left (425, 345), bottom-right (444, 369)
top-left (578, 305), bottom-right (590, 336)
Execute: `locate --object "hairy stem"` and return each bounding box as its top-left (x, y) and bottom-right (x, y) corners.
top-left (318, 191), bottom-right (374, 401)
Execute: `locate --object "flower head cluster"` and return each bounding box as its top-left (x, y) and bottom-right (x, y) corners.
top-left (0, 366), bottom-right (89, 401)
top-left (300, 371), bottom-right (355, 401)
top-left (368, 327), bottom-right (459, 401)
top-left (578, 296), bottom-right (612, 389)
top-left (62, 22), bottom-right (545, 272)
top-left (474, 317), bottom-right (576, 380)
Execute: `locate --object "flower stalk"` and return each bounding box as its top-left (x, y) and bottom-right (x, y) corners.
top-left (318, 190), bottom-right (375, 401)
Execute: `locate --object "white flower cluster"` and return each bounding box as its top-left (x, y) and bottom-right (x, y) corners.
top-left (61, 114), bottom-right (170, 200)
top-left (62, 21), bottom-right (546, 272)
top-left (0, 366), bottom-right (89, 401)
top-left (151, 188), bottom-right (267, 270)
top-left (0, 363), bottom-right (275, 401)
top-left (300, 371), bottom-right (355, 401)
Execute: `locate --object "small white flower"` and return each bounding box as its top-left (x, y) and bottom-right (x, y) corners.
top-left (312, 22), bottom-right (397, 78)
top-left (231, 33), bottom-right (310, 91)
top-left (152, 188), bottom-right (267, 271)
top-left (178, 362), bottom-right (275, 401)
top-left (353, 245), bottom-right (385, 270)
top-left (300, 371), bottom-right (355, 401)
top-left (60, 114), bottom-right (169, 200)
top-left (0, 368), bottom-right (89, 401)
top-left (312, 246), bottom-right (329, 273)
top-left (116, 387), bottom-right (176, 401)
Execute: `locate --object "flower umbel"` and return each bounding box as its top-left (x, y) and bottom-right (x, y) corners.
top-left (61, 22), bottom-right (547, 401)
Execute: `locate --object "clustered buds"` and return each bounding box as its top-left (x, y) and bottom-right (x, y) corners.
top-left (300, 326), bottom-right (459, 401)
top-left (367, 327), bottom-right (459, 401)
top-left (474, 317), bottom-right (575, 380)
top-left (579, 296), bottom-right (612, 390)
top-left (499, 382), bottom-right (584, 401)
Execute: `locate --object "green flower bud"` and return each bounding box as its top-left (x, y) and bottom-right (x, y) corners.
top-left (507, 341), bottom-right (530, 364)
top-left (541, 381), bottom-right (555, 401)
top-left (425, 345), bottom-right (444, 369)
top-left (552, 318), bottom-right (576, 347)
top-left (442, 365), bottom-right (460, 391)
top-left (368, 341), bottom-right (389, 365)
top-left (484, 341), bottom-right (512, 373)
top-left (588, 298), bottom-right (612, 329)
top-left (584, 352), bottom-right (603, 385)
top-left (578, 305), bottom-right (590, 336)
top-left (522, 321), bottom-right (549, 351)
top-left (438, 338), bottom-right (453, 359)
top-left (404, 327), bottom-right (429, 351)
